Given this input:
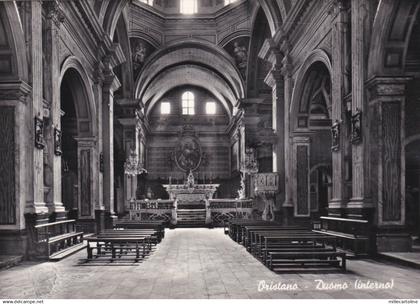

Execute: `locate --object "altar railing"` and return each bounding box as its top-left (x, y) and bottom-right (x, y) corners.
top-left (209, 199), bottom-right (254, 209)
top-left (130, 200), bottom-right (174, 210)
top-left (209, 199), bottom-right (255, 226)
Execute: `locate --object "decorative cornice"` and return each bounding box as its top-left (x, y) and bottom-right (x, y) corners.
top-left (366, 76), bottom-right (412, 100)
top-left (0, 81), bottom-right (31, 104)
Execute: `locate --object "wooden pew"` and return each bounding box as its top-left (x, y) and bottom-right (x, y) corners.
top-left (114, 220), bottom-right (165, 240)
top-left (267, 251), bottom-right (346, 270)
top-left (243, 226), bottom-right (306, 248)
top-left (34, 219), bottom-right (84, 260)
top-left (86, 229), bottom-right (158, 262)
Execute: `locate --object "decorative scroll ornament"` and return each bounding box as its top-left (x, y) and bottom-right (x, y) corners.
top-left (124, 149), bottom-right (147, 176)
top-left (351, 108), bottom-right (362, 144)
top-left (34, 116), bottom-right (45, 149)
top-left (331, 119), bottom-right (340, 151)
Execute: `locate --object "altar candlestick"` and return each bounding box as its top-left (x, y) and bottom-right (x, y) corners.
top-left (169, 176), bottom-right (172, 185)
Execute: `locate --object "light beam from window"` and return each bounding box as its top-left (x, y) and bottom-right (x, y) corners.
top-left (180, 0), bottom-right (197, 14)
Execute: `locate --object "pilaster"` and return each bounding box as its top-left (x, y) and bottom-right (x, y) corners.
top-left (102, 66), bottom-right (121, 222)
top-left (42, 0), bottom-right (66, 220)
top-left (366, 76), bottom-right (411, 251)
top-left (27, 0), bottom-right (48, 219)
top-left (329, 0), bottom-right (350, 213)
top-left (348, 0), bottom-right (374, 213)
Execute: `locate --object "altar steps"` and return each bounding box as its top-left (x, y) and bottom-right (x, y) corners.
top-left (177, 209), bottom-right (206, 227)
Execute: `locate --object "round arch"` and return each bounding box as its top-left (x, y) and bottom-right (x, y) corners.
top-left (290, 49), bottom-right (332, 131)
top-left (135, 39), bottom-right (245, 102)
top-left (368, 0), bottom-right (420, 77)
top-left (59, 56), bottom-right (96, 137)
top-left (144, 65), bottom-right (234, 118)
top-left (1, 1), bottom-right (28, 82)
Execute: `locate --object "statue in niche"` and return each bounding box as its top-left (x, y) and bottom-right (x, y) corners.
top-left (132, 41), bottom-right (147, 75)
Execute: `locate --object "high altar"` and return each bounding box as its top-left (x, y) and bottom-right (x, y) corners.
top-left (129, 170), bottom-right (254, 226)
top-left (163, 171), bottom-right (219, 225)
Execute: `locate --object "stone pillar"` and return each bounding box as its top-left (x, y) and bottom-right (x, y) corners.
top-left (348, 0), bottom-right (373, 214)
top-left (281, 53), bottom-right (294, 209)
top-left (265, 67), bottom-right (285, 206)
top-left (117, 115), bottom-right (138, 212)
top-left (329, 0), bottom-right (349, 215)
top-left (0, 82), bottom-right (31, 255)
top-left (367, 76), bottom-right (411, 252)
top-left (42, 0), bottom-right (65, 220)
top-left (92, 63), bottom-right (105, 232)
top-left (102, 68), bottom-right (121, 226)
top-left (26, 0), bottom-right (49, 221)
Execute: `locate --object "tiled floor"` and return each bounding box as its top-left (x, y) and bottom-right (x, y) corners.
top-left (0, 228), bottom-right (420, 299)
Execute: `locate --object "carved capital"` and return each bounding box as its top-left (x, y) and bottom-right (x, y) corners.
top-left (264, 67), bottom-right (283, 88)
top-left (93, 61), bottom-right (105, 85)
top-left (366, 76), bottom-right (412, 102)
top-left (328, 0), bottom-right (349, 18)
top-left (44, 0), bottom-right (65, 27)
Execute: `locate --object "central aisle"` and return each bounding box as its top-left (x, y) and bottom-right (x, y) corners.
top-left (0, 228), bottom-right (419, 299)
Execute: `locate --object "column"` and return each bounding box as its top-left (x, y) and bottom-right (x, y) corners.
top-left (367, 76), bottom-right (411, 251)
top-left (265, 67), bottom-right (285, 204)
top-left (26, 0), bottom-right (49, 220)
top-left (281, 51), bottom-right (293, 208)
top-left (348, 0), bottom-right (373, 212)
top-left (102, 67), bottom-right (121, 225)
top-left (43, 0), bottom-right (65, 219)
top-left (330, 0), bottom-right (349, 214)
top-left (92, 62), bottom-right (105, 232)
top-left (117, 114), bottom-right (138, 212)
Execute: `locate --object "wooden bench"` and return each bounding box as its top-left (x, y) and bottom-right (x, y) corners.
top-left (231, 220), bottom-right (282, 243)
top-left (86, 229), bottom-right (158, 262)
top-left (34, 219), bottom-right (84, 260)
top-left (114, 220), bottom-right (165, 240)
top-left (254, 232), bottom-right (337, 263)
top-left (314, 216), bottom-right (372, 257)
top-left (244, 226), bottom-right (307, 249)
top-left (267, 251), bottom-right (346, 270)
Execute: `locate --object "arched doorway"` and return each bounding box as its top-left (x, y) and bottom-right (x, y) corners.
top-left (60, 66), bottom-right (96, 227)
top-left (291, 61), bottom-right (333, 223)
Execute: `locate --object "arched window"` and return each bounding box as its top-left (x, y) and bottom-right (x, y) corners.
top-left (206, 102), bottom-right (216, 115)
top-left (161, 102), bottom-right (171, 114)
top-left (224, 0), bottom-right (237, 5)
top-left (139, 0), bottom-right (153, 5)
top-left (180, 0), bottom-right (197, 14)
top-left (182, 91), bottom-right (195, 115)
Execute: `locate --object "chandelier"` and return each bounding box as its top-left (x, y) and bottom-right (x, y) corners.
top-left (124, 149), bottom-right (147, 176)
